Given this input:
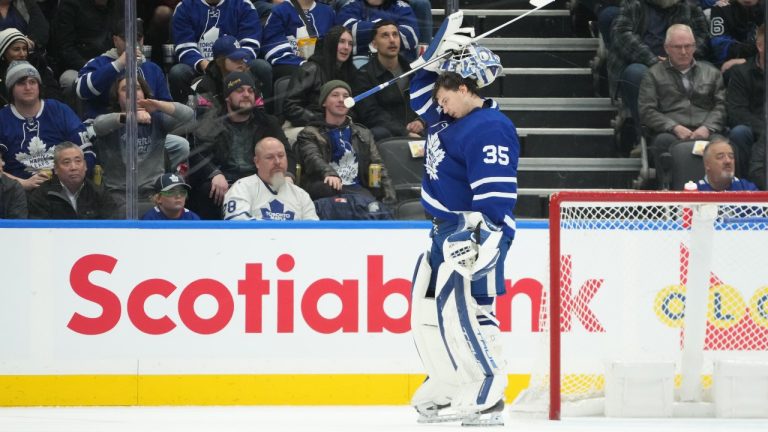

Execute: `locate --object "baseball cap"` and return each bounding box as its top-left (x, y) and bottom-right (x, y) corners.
top-left (213, 35), bottom-right (252, 61)
top-left (154, 173), bottom-right (191, 193)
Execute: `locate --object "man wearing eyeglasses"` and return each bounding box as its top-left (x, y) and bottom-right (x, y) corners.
top-left (607, 0), bottom-right (709, 155)
top-left (638, 24), bottom-right (726, 189)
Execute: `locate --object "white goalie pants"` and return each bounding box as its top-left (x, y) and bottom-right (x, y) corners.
top-left (410, 252), bottom-right (508, 414)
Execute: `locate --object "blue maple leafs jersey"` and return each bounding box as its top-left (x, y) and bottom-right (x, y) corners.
top-left (410, 69), bottom-right (519, 239)
top-left (262, 1), bottom-right (335, 66)
top-left (0, 100), bottom-right (95, 179)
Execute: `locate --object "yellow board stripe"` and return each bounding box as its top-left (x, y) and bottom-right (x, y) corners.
top-left (0, 374), bottom-right (531, 406)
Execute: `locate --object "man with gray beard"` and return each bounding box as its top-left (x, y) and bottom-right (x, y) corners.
top-left (222, 137), bottom-right (318, 220)
top-left (606, 0), bottom-right (709, 155)
top-left (696, 138), bottom-right (757, 191)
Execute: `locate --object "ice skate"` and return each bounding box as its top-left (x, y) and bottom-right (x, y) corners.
top-left (460, 399), bottom-right (505, 427)
top-left (414, 402), bottom-right (464, 423)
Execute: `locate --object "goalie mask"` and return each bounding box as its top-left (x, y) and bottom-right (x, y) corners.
top-left (442, 212), bottom-right (503, 281)
top-left (438, 43), bottom-right (502, 88)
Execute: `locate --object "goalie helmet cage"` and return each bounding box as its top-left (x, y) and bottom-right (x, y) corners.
top-left (523, 190), bottom-right (768, 420)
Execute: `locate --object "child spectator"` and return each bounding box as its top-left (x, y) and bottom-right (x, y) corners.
top-left (142, 172), bottom-right (201, 220)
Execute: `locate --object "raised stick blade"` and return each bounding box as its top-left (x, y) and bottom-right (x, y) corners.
top-left (530, 0), bottom-right (555, 7)
top-left (343, 97), bottom-right (355, 108)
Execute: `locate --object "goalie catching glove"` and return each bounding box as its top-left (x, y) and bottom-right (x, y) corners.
top-left (442, 212), bottom-right (503, 281)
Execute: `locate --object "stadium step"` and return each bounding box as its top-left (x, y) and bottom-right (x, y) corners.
top-left (488, 37), bottom-right (600, 68)
top-left (518, 157), bottom-right (641, 189)
top-left (515, 157), bottom-right (641, 218)
top-left (489, 67), bottom-right (594, 98)
top-left (517, 128), bottom-right (616, 158)
top-left (432, 8), bottom-right (573, 38)
top-left (497, 97), bottom-right (615, 128)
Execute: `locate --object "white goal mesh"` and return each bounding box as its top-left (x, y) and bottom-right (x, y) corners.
top-left (512, 191), bottom-right (768, 419)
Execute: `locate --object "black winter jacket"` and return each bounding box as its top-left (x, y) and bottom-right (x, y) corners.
top-left (282, 60), bottom-right (327, 126)
top-left (52, 0), bottom-right (122, 72)
top-left (0, 174), bottom-right (27, 219)
top-left (353, 54), bottom-right (420, 137)
top-left (190, 104), bottom-right (296, 184)
top-left (726, 56), bottom-right (764, 131)
top-left (27, 177), bottom-right (116, 219)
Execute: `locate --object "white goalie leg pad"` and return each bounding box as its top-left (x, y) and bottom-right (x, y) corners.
top-left (437, 271), bottom-right (508, 416)
top-left (410, 252), bottom-right (460, 411)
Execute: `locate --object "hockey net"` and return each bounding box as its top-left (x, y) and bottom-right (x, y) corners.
top-left (511, 191), bottom-right (768, 419)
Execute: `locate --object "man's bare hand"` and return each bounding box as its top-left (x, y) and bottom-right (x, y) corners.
top-left (209, 174), bottom-right (229, 205)
top-left (324, 176), bottom-right (342, 191)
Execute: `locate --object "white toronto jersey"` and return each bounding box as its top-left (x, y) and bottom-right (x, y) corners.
top-left (223, 174), bottom-right (319, 221)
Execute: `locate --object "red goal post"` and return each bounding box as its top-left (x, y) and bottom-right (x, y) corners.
top-left (535, 190), bottom-right (768, 420)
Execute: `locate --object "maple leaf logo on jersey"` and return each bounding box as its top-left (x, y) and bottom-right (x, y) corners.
top-left (261, 199), bottom-right (296, 221)
top-left (425, 132), bottom-right (445, 180)
top-left (16, 136), bottom-right (53, 173)
top-left (330, 150), bottom-right (359, 185)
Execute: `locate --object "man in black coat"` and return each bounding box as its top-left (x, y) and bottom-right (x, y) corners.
top-left (0, 157), bottom-right (26, 218)
top-left (353, 20), bottom-right (424, 141)
top-left (727, 24), bottom-right (765, 177)
top-left (27, 142), bottom-right (115, 219)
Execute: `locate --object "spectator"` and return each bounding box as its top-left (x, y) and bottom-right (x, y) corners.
top-left (638, 24), bottom-right (726, 188)
top-left (141, 172), bottom-right (201, 220)
top-left (52, 0), bottom-right (122, 93)
top-left (295, 80), bottom-right (395, 203)
top-left (262, 0), bottom-right (336, 81)
top-left (189, 71), bottom-right (295, 219)
top-left (223, 136), bottom-right (318, 220)
top-left (194, 34), bottom-right (258, 106)
top-left (282, 25), bottom-right (355, 128)
top-left (709, 0), bottom-right (763, 72)
top-left (76, 18), bottom-right (189, 173)
top-left (138, 1), bottom-right (180, 66)
top-left (0, 156), bottom-right (26, 218)
top-left (570, 0), bottom-right (621, 48)
top-left (169, 0), bottom-right (272, 103)
top-left (252, 0), bottom-right (280, 20)
top-left (27, 141), bottom-right (115, 219)
top-left (353, 20), bottom-right (423, 141)
top-left (332, 0), bottom-right (431, 43)
top-left (92, 76), bottom-right (194, 218)
top-left (0, 0), bottom-right (49, 49)
top-left (0, 28), bottom-right (61, 106)
top-left (607, 0), bottom-right (709, 152)
top-left (0, 61), bottom-right (95, 192)
top-left (336, 0), bottom-right (419, 60)
top-left (726, 23), bottom-right (764, 177)
top-left (76, 18), bottom-right (172, 120)
top-left (696, 138), bottom-right (758, 190)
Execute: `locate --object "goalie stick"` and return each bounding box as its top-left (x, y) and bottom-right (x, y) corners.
top-left (343, 0), bottom-right (556, 108)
